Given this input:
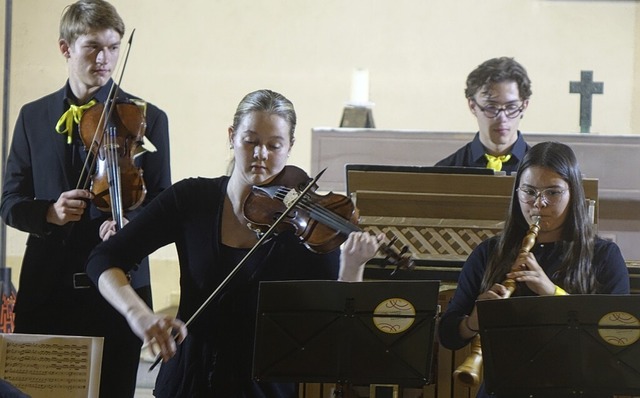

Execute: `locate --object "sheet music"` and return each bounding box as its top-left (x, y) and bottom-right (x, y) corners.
top-left (0, 333), bottom-right (103, 398)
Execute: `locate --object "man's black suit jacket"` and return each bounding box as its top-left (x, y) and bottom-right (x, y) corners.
top-left (0, 82), bottom-right (171, 316)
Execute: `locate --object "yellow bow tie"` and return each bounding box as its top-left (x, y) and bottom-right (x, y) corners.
top-left (55, 99), bottom-right (97, 144)
top-left (484, 153), bottom-right (511, 172)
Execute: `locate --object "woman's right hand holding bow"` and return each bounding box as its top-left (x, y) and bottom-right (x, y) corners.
top-left (97, 267), bottom-right (188, 362)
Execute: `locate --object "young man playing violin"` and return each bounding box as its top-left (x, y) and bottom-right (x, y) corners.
top-left (0, 1), bottom-right (171, 397)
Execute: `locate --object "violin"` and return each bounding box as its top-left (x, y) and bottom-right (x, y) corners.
top-left (75, 30), bottom-right (147, 229)
top-left (78, 99), bottom-right (147, 227)
top-left (242, 165), bottom-right (414, 272)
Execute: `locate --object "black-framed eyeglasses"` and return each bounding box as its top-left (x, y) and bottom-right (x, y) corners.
top-left (471, 98), bottom-right (525, 119)
top-left (516, 187), bottom-right (568, 205)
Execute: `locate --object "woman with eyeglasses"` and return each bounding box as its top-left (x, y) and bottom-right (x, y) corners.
top-left (435, 57), bottom-right (531, 174)
top-left (438, 141), bottom-right (629, 398)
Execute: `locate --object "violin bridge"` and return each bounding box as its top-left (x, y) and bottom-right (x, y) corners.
top-left (282, 189), bottom-right (300, 208)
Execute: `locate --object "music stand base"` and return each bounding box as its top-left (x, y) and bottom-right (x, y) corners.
top-left (332, 382), bottom-right (357, 398)
top-left (370, 384), bottom-right (400, 398)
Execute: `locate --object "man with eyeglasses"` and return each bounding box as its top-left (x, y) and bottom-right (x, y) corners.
top-left (436, 57), bottom-right (531, 174)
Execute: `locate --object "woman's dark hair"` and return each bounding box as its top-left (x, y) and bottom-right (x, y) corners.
top-left (480, 141), bottom-right (597, 294)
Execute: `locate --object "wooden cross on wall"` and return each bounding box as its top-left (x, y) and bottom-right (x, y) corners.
top-left (570, 70), bottom-right (604, 133)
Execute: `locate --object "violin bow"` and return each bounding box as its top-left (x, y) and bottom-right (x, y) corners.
top-left (148, 168), bottom-right (328, 371)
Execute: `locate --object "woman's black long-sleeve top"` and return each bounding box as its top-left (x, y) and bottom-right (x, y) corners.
top-left (87, 176), bottom-right (341, 397)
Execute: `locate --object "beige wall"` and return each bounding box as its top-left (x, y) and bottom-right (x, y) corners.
top-left (2, 0), bottom-right (639, 309)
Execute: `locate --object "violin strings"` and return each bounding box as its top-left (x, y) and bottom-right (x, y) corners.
top-left (113, 132), bottom-right (123, 228)
top-left (274, 187), bottom-right (359, 235)
top-left (77, 129), bottom-right (104, 191)
top-left (106, 128), bottom-right (123, 229)
top-left (274, 187), bottom-right (356, 234)
top-left (105, 130), bottom-right (116, 219)
top-left (76, 94), bottom-right (113, 191)
top-left (273, 186), bottom-right (412, 267)
top-left (305, 201), bottom-right (359, 234)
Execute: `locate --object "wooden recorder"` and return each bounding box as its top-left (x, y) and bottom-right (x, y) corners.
top-left (452, 216), bottom-right (541, 387)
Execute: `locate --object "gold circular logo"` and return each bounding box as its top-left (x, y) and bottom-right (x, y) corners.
top-left (373, 298), bottom-right (416, 334)
top-left (598, 312), bottom-right (640, 347)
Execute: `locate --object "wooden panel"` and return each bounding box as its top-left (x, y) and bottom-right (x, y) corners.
top-left (354, 191), bottom-right (511, 220)
top-left (348, 170), bottom-right (599, 224)
top-left (347, 171), bottom-right (516, 196)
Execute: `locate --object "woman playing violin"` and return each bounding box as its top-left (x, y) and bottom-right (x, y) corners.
top-left (86, 89), bottom-right (380, 397)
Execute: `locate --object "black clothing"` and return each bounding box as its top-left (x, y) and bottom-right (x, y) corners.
top-left (0, 379), bottom-right (30, 398)
top-left (0, 80), bottom-right (171, 398)
top-left (439, 236), bottom-right (630, 398)
top-left (435, 131), bottom-right (530, 174)
top-left (87, 176), bottom-right (341, 398)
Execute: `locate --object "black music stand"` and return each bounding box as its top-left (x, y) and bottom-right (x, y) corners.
top-left (252, 280), bottom-right (439, 389)
top-left (477, 295), bottom-right (640, 397)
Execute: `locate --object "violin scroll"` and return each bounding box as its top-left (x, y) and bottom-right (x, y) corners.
top-left (382, 237), bottom-right (415, 274)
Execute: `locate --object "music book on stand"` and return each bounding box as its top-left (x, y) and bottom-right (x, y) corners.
top-left (252, 280), bottom-right (439, 387)
top-left (477, 295), bottom-right (640, 397)
top-left (0, 333), bottom-right (103, 398)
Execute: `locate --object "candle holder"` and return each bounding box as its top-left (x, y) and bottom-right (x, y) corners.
top-left (340, 104), bottom-right (375, 128)
top-left (340, 68), bottom-right (375, 128)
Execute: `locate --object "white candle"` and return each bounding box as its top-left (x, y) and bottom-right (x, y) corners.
top-left (350, 68), bottom-right (370, 105)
